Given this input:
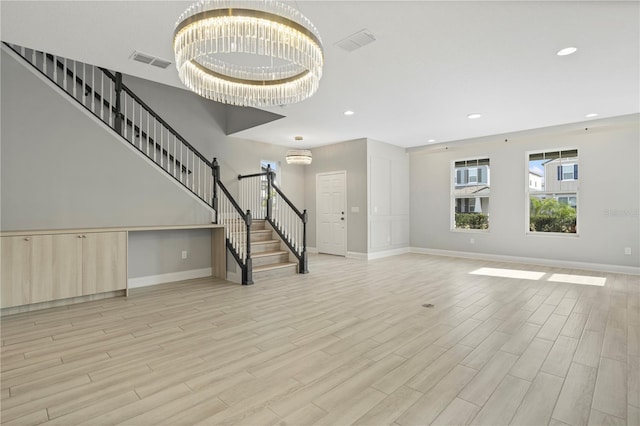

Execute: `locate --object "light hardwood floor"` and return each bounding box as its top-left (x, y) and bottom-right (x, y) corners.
top-left (1, 253), bottom-right (638, 425)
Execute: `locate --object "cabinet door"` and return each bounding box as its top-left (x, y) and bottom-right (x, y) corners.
top-left (28, 235), bottom-right (54, 304)
top-left (82, 232), bottom-right (126, 294)
top-left (51, 234), bottom-right (83, 301)
top-left (1, 236), bottom-right (31, 308)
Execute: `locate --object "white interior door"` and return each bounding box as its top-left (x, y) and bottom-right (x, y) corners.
top-left (317, 171), bottom-right (347, 256)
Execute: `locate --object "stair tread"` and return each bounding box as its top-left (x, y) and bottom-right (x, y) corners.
top-left (252, 239), bottom-right (280, 245)
top-left (252, 250), bottom-right (288, 258)
top-left (253, 262), bottom-right (297, 272)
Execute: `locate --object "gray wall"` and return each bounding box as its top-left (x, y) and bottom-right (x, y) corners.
top-left (409, 114), bottom-right (640, 269)
top-left (0, 48), bottom-right (213, 231)
top-left (304, 139), bottom-right (368, 254)
top-left (367, 139), bottom-right (410, 254)
top-left (1, 47), bottom-right (306, 280)
top-left (127, 229), bottom-right (212, 278)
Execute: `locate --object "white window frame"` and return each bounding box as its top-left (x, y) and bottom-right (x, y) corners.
top-left (526, 149), bottom-right (579, 237)
top-left (451, 157), bottom-right (490, 233)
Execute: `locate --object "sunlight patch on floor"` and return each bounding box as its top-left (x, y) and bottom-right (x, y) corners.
top-left (547, 273), bottom-right (606, 286)
top-left (469, 267), bottom-right (607, 287)
top-left (469, 267), bottom-right (546, 280)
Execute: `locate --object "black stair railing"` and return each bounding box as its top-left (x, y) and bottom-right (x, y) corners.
top-left (3, 42), bottom-right (213, 206)
top-left (238, 165), bottom-right (308, 274)
top-left (4, 42), bottom-right (301, 283)
top-left (213, 159), bottom-right (253, 285)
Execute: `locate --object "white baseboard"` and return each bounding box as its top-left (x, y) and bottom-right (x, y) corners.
top-left (307, 247), bottom-right (319, 254)
top-left (346, 247), bottom-right (410, 261)
top-left (346, 251), bottom-right (368, 260)
top-left (409, 247), bottom-right (640, 276)
top-left (128, 267), bottom-right (213, 289)
top-left (367, 247), bottom-right (410, 260)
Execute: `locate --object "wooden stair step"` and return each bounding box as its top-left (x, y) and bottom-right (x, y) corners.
top-left (252, 250), bottom-right (288, 258)
top-left (252, 239), bottom-right (280, 245)
top-left (253, 262), bottom-right (297, 273)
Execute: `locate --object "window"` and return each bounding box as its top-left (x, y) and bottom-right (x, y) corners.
top-left (528, 149), bottom-right (578, 234)
top-left (559, 164), bottom-right (578, 181)
top-left (452, 158), bottom-right (490, 230)
top-left (468, 168), bottom-right (478, 183)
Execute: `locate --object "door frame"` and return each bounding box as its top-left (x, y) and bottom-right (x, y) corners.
top-left (316, 171), bottom-right (348, 256)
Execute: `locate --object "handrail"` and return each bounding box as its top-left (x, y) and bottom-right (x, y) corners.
top-left (238, 172), bottom-right (267, 180)
top-left (100, 68), bottom-right (212, 168)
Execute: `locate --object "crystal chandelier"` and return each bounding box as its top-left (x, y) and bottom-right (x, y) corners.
top-left (286, 149), bottom-right (312, 165)
top-left (173, 0), bottom-right (324, 107)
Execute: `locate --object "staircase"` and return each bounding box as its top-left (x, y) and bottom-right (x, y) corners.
top-left (251, 220), bottom-right (297, 279)
top-left (2, 42), bottom-right (307, 285)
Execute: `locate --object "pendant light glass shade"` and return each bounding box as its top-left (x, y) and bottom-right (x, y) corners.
top-left (286, 149), bottom-right (312, 165)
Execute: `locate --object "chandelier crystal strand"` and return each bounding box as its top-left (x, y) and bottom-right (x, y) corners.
top-left (174, 0), bottom-right (323, 107)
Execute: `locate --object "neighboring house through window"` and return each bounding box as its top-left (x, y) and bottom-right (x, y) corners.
top-left (452, 158), bottom-right (490, 230)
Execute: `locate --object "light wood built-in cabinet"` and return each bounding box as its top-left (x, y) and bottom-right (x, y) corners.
top-left (1, 231), bottom-right (126, 308)
top-left (1, 224), bottom-right (225, 312)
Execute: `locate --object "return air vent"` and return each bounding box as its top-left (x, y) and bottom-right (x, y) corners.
top-left (335, 29), bottom-right (376, 52)
top-left (130, 51), bottom-right (172, 69)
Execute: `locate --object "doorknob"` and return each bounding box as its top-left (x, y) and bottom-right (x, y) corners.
top-left (340, 217), bottom-right (344, 221)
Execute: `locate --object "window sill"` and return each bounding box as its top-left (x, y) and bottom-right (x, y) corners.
top-left (451, 228), bottom-right (490, 234)
top-left (526, 231), bottom-right (579, 238)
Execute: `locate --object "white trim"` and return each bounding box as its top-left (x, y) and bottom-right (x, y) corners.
top-left (128, 268), bottom-right (212, 289)
top-left (367, 247), bottom-right (410, 260)
top-left (346, 251), bottom-right (368, 260)
top-left (347, 247), bottom-right (410, 261)
top-left (409, 247), bottom-right (640, 276)
top-left (307, 247), bottom-right (319, 254)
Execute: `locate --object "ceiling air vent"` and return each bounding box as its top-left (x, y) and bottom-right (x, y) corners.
top-left (335, 29), bottom-right (376, 52)
top-left (130, 51), bottom-right (172, 69)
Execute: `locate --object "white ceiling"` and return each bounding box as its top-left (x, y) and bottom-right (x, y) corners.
top-left (1, 1), bottom-right (638, 149)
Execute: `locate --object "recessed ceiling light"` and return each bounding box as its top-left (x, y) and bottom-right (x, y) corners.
top-left (344, 110), bottom-right (355, 116)
top-left (585, 113), bottom-right (599, 118)
top-left (294, 135), bottom-right (304, 141)
top-left (428, 139), bottom-right (436, 143)
top-left (467, 113), bottom-right (482, 119)
top-left (557, 47), bottom-right (577, 56)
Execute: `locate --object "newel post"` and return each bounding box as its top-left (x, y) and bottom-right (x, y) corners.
top-left (212, 157), bottom-right (219, 222)
top-left (266, 164), bottom-right (273, 221)
top-left (243, 210), bottom-right (254, 285)
top-left (114, 72), bottom-right (124, 135)
top-left (300, 209), bottom-right (309, 274)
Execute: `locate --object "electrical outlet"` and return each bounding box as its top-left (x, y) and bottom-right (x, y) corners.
top-left (624, 247), bottom-right (632, 255)
top-left (470, 237), bottom-right (475, 244)
top-left (182, 250), bottom-right (188, 259)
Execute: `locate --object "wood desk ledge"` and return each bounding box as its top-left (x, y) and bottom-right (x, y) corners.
top-left (0, 223), bottom-right (225, 237)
